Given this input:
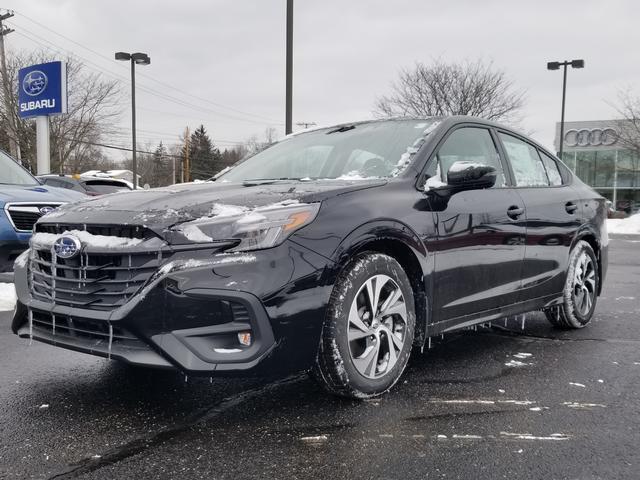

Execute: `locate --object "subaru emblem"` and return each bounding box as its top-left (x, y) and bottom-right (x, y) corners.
top-left (53, 235), bottom-right (81, 259)
top-left (22, 70), bottom-right (48, 96)
top-left (39, 206), bottom-right (55, 215)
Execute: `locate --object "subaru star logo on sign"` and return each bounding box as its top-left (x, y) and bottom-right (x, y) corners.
top-left (53, 235), bottom-right (81, 259)
top-left (22, 70), bottom-right (48, 96)
top-left (17, 61), bottom-right (68, 118)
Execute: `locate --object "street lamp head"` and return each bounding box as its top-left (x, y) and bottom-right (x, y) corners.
top-left (571, 59), bottom-right (585, 69)
top-left (131, 52), bottom-right (151, 65)
top-left (547, 61), bottom-right (560, 71)
top-left (115, 51), bottom-right (131, 61)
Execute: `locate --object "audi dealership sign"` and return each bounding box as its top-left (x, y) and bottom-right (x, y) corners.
top-left (557, 121), bottom-right (622, 151)
top-left (564, 127), bottom-right (618, 147)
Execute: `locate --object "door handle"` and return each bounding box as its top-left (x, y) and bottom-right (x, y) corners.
top-left (565, 202), bottom-right (578, 214)
top-left (507, 205), bottom-right (524, 220)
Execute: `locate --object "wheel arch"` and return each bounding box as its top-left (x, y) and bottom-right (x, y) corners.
top-left (571, 225), bottom-right (603, 296)
top-left (328, 220), bottom-right (431, 348)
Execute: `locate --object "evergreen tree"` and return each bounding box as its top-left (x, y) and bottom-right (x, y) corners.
top-left (187, 125), bottom-right (224, 180)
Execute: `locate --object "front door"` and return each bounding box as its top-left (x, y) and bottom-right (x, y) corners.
top-left (423, 126), bottom-right (527, 323)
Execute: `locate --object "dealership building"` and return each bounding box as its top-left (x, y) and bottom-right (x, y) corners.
top-left (554, 120), bottom-right (640, 212)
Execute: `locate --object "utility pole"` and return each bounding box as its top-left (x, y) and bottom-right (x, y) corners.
top-left (296, 121), bottom-right (316, 129)
top-left (0, 10), bottom-right (19, 159)
top-left (184, 126), bottom-right (190, 183)
top-left (285, 0), bottom-right (293, 135)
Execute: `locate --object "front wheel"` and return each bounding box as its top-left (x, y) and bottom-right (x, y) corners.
top-left (546, 240), bottom-right (598, 329)
top-left (313, 253), bottom-right (416, 399)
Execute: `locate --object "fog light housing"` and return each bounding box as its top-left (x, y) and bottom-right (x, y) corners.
top-left (237, 331), bottom-right (252, 346)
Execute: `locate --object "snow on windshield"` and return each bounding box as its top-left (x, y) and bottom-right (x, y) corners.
top-left (218, 119), bottom-right (440, 183)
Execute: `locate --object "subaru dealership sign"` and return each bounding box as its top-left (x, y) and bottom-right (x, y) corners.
top-left (18, 61), bottom-right (67, 118)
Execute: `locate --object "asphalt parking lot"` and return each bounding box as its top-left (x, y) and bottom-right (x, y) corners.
top-left (1, 238), bottom-right (638, 480)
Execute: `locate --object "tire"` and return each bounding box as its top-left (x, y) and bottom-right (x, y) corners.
top-left (545, 240), bottom-right (598, 329)
top-left (313, 252), bottom-right (416, 399)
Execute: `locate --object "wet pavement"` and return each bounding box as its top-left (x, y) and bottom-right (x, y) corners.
top-left (1, 238), bottom-right (639, 479)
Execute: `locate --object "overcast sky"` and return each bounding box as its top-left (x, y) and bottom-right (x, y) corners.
top-left (3, 0), bottom-right (638, 156)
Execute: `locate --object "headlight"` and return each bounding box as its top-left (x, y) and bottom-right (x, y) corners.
top-left (174, 203), bottom-right (320, 251)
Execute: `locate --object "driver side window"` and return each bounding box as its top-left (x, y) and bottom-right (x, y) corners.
top-left (429, 127), bottom-right (507, 188)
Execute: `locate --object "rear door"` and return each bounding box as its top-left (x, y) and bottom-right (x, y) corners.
top-left (424, 126), bottom-right (527, 323)
top-left (497, 131), bottom-right (582, 300)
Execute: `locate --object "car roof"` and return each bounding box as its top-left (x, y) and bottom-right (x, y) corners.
top-left (290, 115), bottom-right (558, 160)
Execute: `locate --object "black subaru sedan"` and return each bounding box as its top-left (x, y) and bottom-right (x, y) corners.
top-left (12, 116), bottom-right (608, 398)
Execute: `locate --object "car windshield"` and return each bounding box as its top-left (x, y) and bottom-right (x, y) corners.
top-left (219, 119), bottom-right (438, 182)
top-left (0, 149), bottom-right (39, 186)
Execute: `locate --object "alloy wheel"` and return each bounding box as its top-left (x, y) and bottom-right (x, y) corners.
top-left (347, 274), bottom-right (408, 379)
top-left (572, 252), bottom-right (596, 316)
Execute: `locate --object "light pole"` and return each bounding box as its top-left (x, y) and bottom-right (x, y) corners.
top-left (285, 0), bottom-right (293, 135)
top-left (115, 51), bottom-right (151, 189)
top-left (547, 59), bottom-right (584, 159)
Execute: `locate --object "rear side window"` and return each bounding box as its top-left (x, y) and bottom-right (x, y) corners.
top-left (434, 127), bottom-right (507, 187)
top-left (499, 133), bottom-right (549, 187)
top-left (538, 150), bottom-right (563, 186)
top-left (82, 180), bottom-right (130, 194)
top-left (42, 178), bottom-right (61, 187)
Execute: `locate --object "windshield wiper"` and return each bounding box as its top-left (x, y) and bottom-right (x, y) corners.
top-left (242, 177), bottom-right (303, 186)
top-left (326, 125), bottom-right (355, 134)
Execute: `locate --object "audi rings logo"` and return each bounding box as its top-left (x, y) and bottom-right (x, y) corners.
top-left (564, 128), bottom-right (618, 147)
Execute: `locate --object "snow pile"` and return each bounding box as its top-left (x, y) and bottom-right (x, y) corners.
top-left (390, 121), bottom-right (441, 177)
top-left (336, 171), bottom-right (366, 181)
top-left (31, 230), bottom-right (145, 249)
top-left (607, 212), bottom-right (640, 235)
top-left (0, 283), bottom-right (16, 312)
top-left (423, 175), bottom-right (447, 191)
top-left (448, 161), bottom-right (485, 173)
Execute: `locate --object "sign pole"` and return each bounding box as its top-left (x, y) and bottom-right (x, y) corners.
top-left (35, 115), bottom-right (50, 174)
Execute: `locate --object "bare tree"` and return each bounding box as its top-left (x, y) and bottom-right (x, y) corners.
top-left (374, 59), bottom-right (525, 124)
top-left (612, 89), bottom-right (640, 155)
top-left (243, 126), bottom-right (279, 156)
top-left (0, 49), bottom-right (121, 173)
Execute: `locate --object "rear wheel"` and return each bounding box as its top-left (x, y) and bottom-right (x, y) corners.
top-left (313, 253), bottom-right (416, 399)
top-left (546, 240), bottom-right (598, 329)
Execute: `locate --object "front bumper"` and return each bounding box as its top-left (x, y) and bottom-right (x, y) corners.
top-left (0, 240), bottom-right (28, 273)
top-left (0, 211), bottom-right (31, 272)
top-left (12, 240), bottom-right (334, 374)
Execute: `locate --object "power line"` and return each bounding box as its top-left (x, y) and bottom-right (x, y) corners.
top-left (11, 24), bottom-right (280, 127)
top-left (10, 10), bottom-right (283, 125)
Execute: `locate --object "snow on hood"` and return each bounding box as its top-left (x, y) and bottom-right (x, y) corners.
top-left (34, 180), bottom-right (385, 234)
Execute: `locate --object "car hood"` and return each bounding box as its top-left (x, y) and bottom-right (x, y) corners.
top-left (37, 179), bottom-right (386, 234)
top-left (0, 184), bottom-right (85, 205)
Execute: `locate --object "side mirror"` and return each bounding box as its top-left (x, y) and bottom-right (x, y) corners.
top-left (446, 161), bottom-right (496, 190)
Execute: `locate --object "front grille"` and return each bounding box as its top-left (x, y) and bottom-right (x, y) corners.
top-left (9, 211), bottom-right (40, 230)
top-left (29, 239), bottom-right (166, 311)
top-left (35, 223), bottom-right (148, 239)
top-left (30, 309), bottom-right (147, 350)
top-left (5, 203), bottom-right (62, 231)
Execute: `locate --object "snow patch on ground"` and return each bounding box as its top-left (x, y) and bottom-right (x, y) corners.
top-left (0, 283), bottom-right (16, 312)
top-left (607, 212), bottom-right (640, 235)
